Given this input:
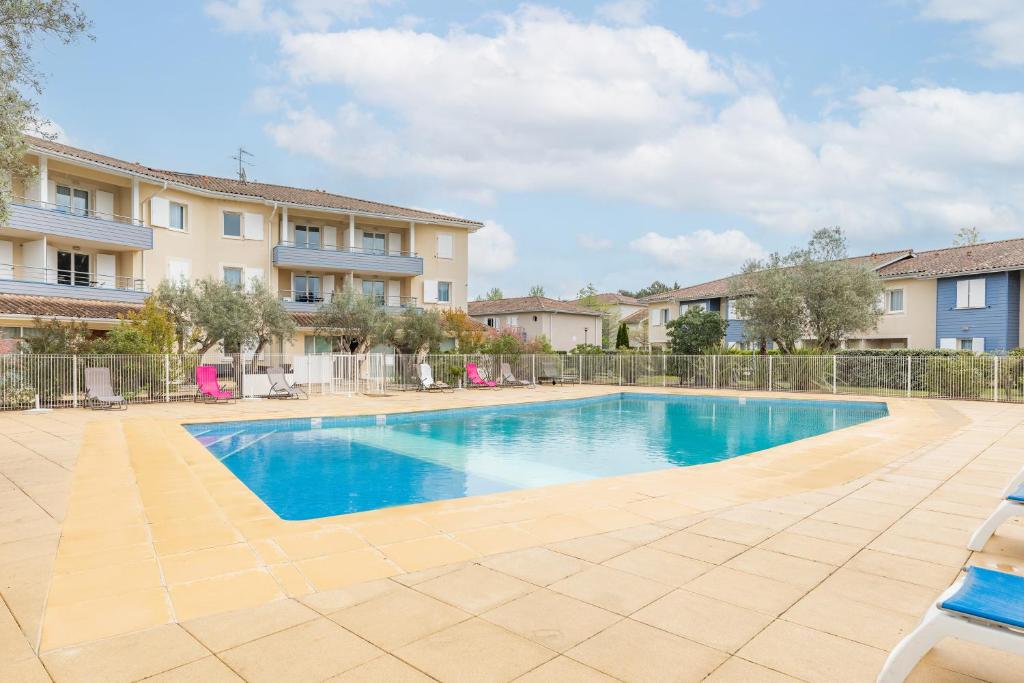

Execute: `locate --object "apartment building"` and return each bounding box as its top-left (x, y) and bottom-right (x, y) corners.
top-left (467, 296), bottom-right (604, 351)
top-left (643, 239), bottom-right (1024, 353)
top-left (0, 136), bottom-right (481, 353)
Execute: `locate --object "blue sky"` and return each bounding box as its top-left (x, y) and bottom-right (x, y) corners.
top-left (32, 0), bottom-right (1024, 298)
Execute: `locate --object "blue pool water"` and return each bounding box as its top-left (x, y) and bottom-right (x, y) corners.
top-left (185, 394), bottom-right (887, 520)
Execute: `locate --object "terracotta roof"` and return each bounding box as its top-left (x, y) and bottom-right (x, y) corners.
top-left (877, 238), bottom-right (1024, 279)
top-left (468, 296), bottom-right (603, 317)
top-left (642, 249), bottom-right (914, 303)
top-left (569, 292), bottom-right (641, 306)
top-left (0, 294), bottom-right (143, 320)
top-left (26, 135), bottom-right (482, 228)
top-left (621, 308), bottom-right (649, 325)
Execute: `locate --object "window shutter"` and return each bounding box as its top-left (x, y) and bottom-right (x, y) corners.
top-left (354, 228), bottom-right (363, 249)
top-left (972, 337), bottom-right (985, 353)
top-left (649, 310), bottom-right (657, 327)
top-left (956, 280), bottom-right (969, 308)
top-left (95, 190), bottom-right (114, 220)
top-left (150, 197), bottom-right (170, 228)
top-left (387, 280), bottom-right (400, 305)
top-left (96, 254), bottom-right (116, 288)
top-left (939, 338), bottom-right (956, 350)
top-left (423, 279), bottom-right (438, 303)
top-left (322, 226), bottom-right (337, 250)
top-left (388, 233), bottom-right (402, 255)
top-left (25, 176), bottom-right (40, 204)
top-left (46, 245), bottom-right (58, 283)
top-left (0, 241), bottom-right (12, 279)
top-left (437, 234), bottom-right (453, 259)
top-left (352, 277), bottom-right (362, 292)
top-left (973, 278), bottom-right (986, 307)
top-left (244, 213), bottom-right (264, 240)
top-left (322, 275), bottom-right (335, 296)
top-left (244, 267), bottom-right (264, 291)
top-left (167, 259), bottom-right (190, 283)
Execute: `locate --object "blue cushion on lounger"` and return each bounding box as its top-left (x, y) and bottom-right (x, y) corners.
top-left (1008, 485), bottom-right (1024, 503)
top-left (940, 567), bottom-right (1024, 629)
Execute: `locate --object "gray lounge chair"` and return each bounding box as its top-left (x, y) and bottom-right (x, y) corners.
top-left (267, 366), bottom-right (308, 399)
top-left (418, 364), bottom-right (454, 392)
top-left (500, 362), bottom-right (535, 388)
top-left (538, 359), bottom-right (575, 385)
top-left (83, 367), bottom-right (127, 410)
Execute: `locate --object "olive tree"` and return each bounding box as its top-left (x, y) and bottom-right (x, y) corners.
top-left (248, 280), bottom-right (296, 354)
top-left (389, 308), bottom-right (444, 359)
top-left (730, 254), bottom-right (805, 354)
top-left (314, 287), bottom-right (392, 353)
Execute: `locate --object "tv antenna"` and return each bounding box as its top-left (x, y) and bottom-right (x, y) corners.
top-left (230, 146), bottom-right (254, 182)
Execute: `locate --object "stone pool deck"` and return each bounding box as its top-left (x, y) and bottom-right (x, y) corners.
top-left (2, 385), bottom-right (1024, 681)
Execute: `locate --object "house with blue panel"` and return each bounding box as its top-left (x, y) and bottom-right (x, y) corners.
top-left (642, 238), bottom-right (1024, 353)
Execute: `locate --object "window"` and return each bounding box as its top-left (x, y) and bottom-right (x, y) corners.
top-left (685, 302), bottom-right (708, 313)
top-left (362, 232), bottom-right (386, 254)
top-left (293, 275), bottom-right (322, 302)
top-left (958, 339), bottom-right (973, 351)
top-left (295, 225), bottom-right (321, 249)
top-left (486, 317), bottom-right (497, 328)
top-left (437, 233), bottom-right (453, 259)
top-left (955, 278), bottom-right (986, 309)
top-left (304, 335), bottom-right (335, 354)
top-left (55, 185), bottom-right (89, 216)
top-left (362, 279), bottom-right (385, 305)
top-left (57, 251), bottom-right (90, 287)
top-left (653, 308), bottom-right (670, 326)
top-left (437, 281), bottom-right (451, 303)
top-left (223, 212), bottom-right (242, 238)
top-left (885, 288), bottom-right (904, 313)
top-left (507, 315), bottom-right (518, 326)
top-left (223, 267), bottom-right (243, 288)
top-left (169, 202), bottom-right (186, 230)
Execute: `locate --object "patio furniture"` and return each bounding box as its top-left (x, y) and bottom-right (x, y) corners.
top-left (417, 364), bottom-right (454, 392)
top-left (466, 362), bottom-right (498, 389)
top-left (538, 359), bottom-right (575, 385)
top-left (266, 366), bottom-right (308, 400)
top-left (966, 482), bottom-right (1024, 550)
top-left (877, 566), bottom-right (1024, 682)
top-left (500, 362), bottom-right (535, 388)
top-left (195, 365), bottom-right (235, 403)
top-left (83, 367), bottom-right (127, 410)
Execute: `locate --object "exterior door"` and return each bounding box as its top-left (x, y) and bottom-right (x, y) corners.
top-left (362, 279), bottom-right (385, 305)
top-left (56, 251), bottom-right (91, 286)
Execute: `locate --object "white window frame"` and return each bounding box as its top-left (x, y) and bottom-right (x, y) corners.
top-left (507, 315), bottom-right (518, 326)
top-left (486, 317), bottom-right (497, 328)
top-left (955, 278), bottom-right (986, 309)
top-left (169, 202), bottom-right (187, 231)
top-left (222, 211), bottom-right (243, 239)
top-left (437, 281), bottom-right (451, 303)
top-left (885, 288), bottom-right (904, 314)
top-left (55, 184), bottom-right (90, 216)
top-left (958, 338), bottom-right (973, 351)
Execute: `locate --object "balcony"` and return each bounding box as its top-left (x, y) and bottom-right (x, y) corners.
top-left (272, 242), bottom-right (423, 276)
top-left (5, 198), bottom-right (153, 250)
top-left (0, 263), bottom-right (148, 303)
top-left (279, 290), bottom-right (420, 314)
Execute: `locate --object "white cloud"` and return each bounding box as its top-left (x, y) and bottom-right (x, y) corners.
top-left (705, 0), bottom-right (762, 18)
top-left (576, 234), bottom-right (614, 250)
top-left (595, 0), bottom-right (652, 26)
top-left (629, 229), bottom-right (766, 270)
top-left (205, 0), bottom-right (388, 32)
top-left (25, 118), bottom-right (69, 143)
top-left (920, 0), bottom-right (1024, 66)
top-left (470, 220), bottom-right (518, 277)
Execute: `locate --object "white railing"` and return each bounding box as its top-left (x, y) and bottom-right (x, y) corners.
top-left (2, 352), bottom-right (1023, 410)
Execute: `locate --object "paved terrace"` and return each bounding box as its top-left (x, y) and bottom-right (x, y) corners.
top-left (2, 386), bottom-right (1023, 682)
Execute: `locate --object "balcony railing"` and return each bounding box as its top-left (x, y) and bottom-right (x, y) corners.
top-left (277, 240), bottom-right (417, 258)
top-left (14, 196), bottom-right (143, 227)
top-left (279, 290), bottom-right (419, 309)
top-left (0, 263), bottom-right (145, 291)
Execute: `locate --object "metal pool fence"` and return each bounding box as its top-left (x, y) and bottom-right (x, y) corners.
top-left (2, 353), bottom-right (1023, 410)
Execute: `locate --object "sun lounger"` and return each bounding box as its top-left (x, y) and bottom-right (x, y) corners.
top-left (967, 483), bottom-right (1024, 550)
top-left (195, 365), bottom-right (235, 403)
top-left (877, 566), bottom-right (1024, 682)
top-left (538, 359), bottom-right (575, 385)
top-left (466, 362), bottom-right (498, 389)
top-left (83, 367), bottom-right (127, 410)
top-left (267, 366), bottom-right (308, 399)
top-left (500, 362), bottom-right (534, 388)
top-left (418, 364), bottom-right (453, 392)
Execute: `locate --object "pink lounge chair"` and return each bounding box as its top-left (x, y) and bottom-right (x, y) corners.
top-left (466, 362), bottom-right (498, 389)
top-left (195, 365), bottom-right (235, 403)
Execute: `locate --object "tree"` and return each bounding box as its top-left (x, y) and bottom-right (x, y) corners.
top-left (570, 343), bottom-right (603, 354)
top-left (528, 284), bottom-right (545, 297)
top-left (389, 308), bottom-right (443, 358)
top-left (576, 283), bottom-right (615, 348)
top-left (482, 330), bottom-right (526, 355)
top-left (522, 335), bottom-right (553, 353)
top-left (666, 307), bottom-right (728, 354)
top-left (731, 254), bottom-right (805, 353)
top-left (248, 280), bottom-right (296, 355)
top-left (154, 279), bottom-right (199, 353)
top-left (620, 280), bottom-right (680, 299)
top-left (91, 299), bottom-right (176, 354)
top-left (190, 278), bottom-right (256, 353)
top-left (441, 309), bottom-right (485, 352)
top-left (796, 228), bottom-right (883, 351)
top-left (483, 287), bottom-right (504, 301)
top-left (954, 227), bottom-right (981, 246)
top-left (314, 287), bottom-right (392, 353)
top-left (615, 321), bottom-right (630, 349)
top-left (20, 317), bottom-right (91, 353)
top-left (1, 1), bottom-right (91, 222)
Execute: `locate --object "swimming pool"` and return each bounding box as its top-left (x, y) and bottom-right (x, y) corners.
top-left (185, 393), bottom-right (887, 520)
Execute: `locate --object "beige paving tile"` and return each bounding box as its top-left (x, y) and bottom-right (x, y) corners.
top-left (633, 588), bottom-right (774, 654)
top-left (549, 564), bottom-right (672, 615)
top-left (566, 618), bottom-right (728, 683)
top-left (220, 618), bottom-right (381, 683)
top-left (330, 585), bottom-right (470, 649)
top-left (143, 656), bottom-right (244, 682)
top-left (480, 547), bottom-right (590, 586)
top-left (159, 543), bottom-right (261, 585)
top-left (688, 517), bottom-right (777, 545)
top-left (325, 654), bottom-right (435, 682)
top-left (922, 638), bottom-right (1024, 683)
top-left (481, 588), bottom-right (620, 652)
top-left (603, 522), bottom-right (675, 545)
top-left (650, 530), bottom-right (748, 564)
top-left (814, 567), bottom-right (941, 618)
top-left (41, 624), bottom-right (206, 683)
top-left (738, 620), bottom-right (887, 683)
top-left (40, 586), bottom-right (173, 651)
top-left (548, 534), bottom-right (635, 563)
top-left (846, 548), bottom-right (961, 589)
top-left (296, 548), bottom-right (399, 590)
top-left (704, 657), bottom-right (803, 682)
top-left (381, 535), bottom-right (479, 572)
top-left (351, 518), bottom-right (437, 545)
top-left (784, 587), bottom-right (919, 651)
top-left (267, 562), bottom-right (315, 596)
top-left (603, 546), bottom-right (713, 586)
top-left (759, 531), bottom-right (861, 565)
top-left (415, 564), bottom-right (535, 614)
top-left (298, 578), bottom-right (399, 614)
top-left (272, 528), bottom-right (365, 561)
top-left (513, 656), bottom-right (619, 682)
top-left (0, 655), bottom-right (52, 683)
top-left (181, 598), bottom-right (319, 652)
top-left (723, 547), bottom-right (834, 590)
top-left (168, 568), bottom-right (284, 622)
top-left (395, 618), bottom-right (555, 683)
top-left (684, 566), bottom-right (806, 616)
top-left (868, 532), bottom-right (971, 567)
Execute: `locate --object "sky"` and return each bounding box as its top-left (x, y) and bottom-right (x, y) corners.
top-left (29, 0), bottom-right (1024, 299)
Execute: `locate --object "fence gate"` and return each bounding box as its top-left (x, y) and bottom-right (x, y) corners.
top-left (331, 354), bottom-right (358, 395)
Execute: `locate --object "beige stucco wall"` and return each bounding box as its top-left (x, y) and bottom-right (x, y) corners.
top-left (849, 278), bottom-right (937, 349)
top-left (471, 311), bottom-right (603, 351)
